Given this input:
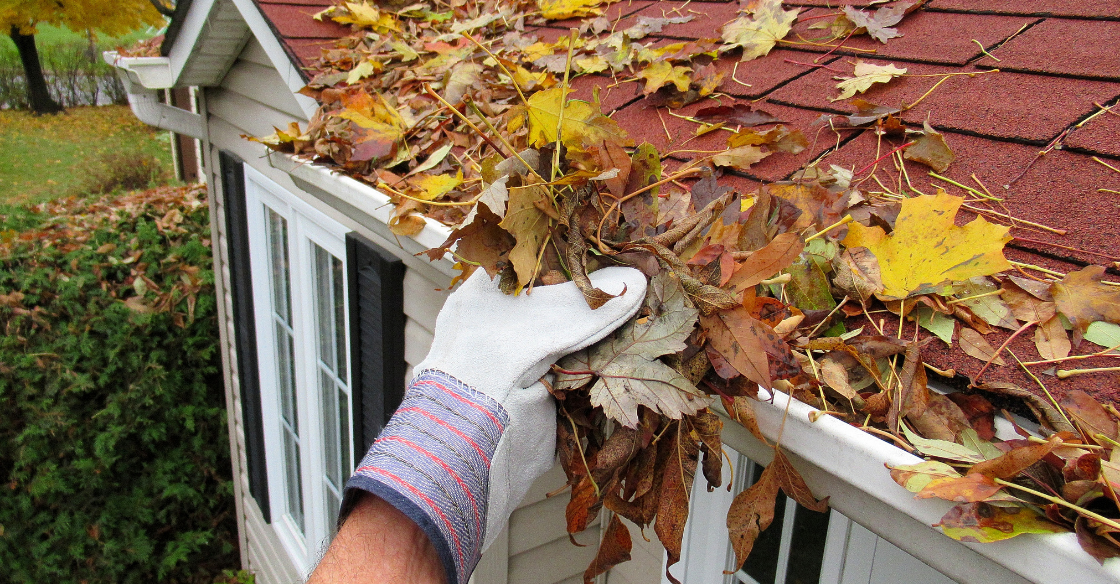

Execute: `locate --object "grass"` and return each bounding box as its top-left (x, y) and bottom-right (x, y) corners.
top-left (0, 22), bottom-right (161, 51)
top-left (0, 105), bottom-right (174, 205)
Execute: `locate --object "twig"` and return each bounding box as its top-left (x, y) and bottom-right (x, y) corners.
top-left (376, 182), bottom-right (485, 207)
top-left (424, 85), bottom-right (509, 158)
top-left (961, 204), bottom-right (1067, 235)
top-left (972, 321), bottom-right (1039, 384)
top-left (1093, 156), bottom-right (1120, 175)
top-left (971, 39), bottom-right (1000, 61)
top-left (856, 142), bottom-right (916, 175)
top-left (1058, 366), bottom-right (1120, 379)
top-left (903, 74), bottom-right (952, 112)
top-left (783, 58), bottom-right (844, 74)
top-left (462, 33), bottom-right (528, 107)
top-left (858, 425), bottom-right (917, 453)
top-left (1012, 236), bottom-right (1120, 262)
top-left (1021, 342), bottom-right (1120, 366)
top-left (731, 61), bottom-right (752, 88)
top-left (946, 289), bottom-right (1002, 304)
top-left (994, 479), bottom-right (1120, 533)
top-left (1008, 348), bottom-right (1074, 430)
top-left (804, 215), bottom-right (853, 242)
top-left (807, 296), bottom-right (849, 338)
top-left (929, 172), bottom-right (1001, 201)
top-left (552, 29), bottom-right (578, 183)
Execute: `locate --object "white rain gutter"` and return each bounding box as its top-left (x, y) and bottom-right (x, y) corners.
top-left (102, 52), bottom-right (205, 140)
top-left (718, 388), bottom-right (1120, 584)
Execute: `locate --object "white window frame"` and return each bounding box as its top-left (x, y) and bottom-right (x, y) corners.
top-left (245, 166), bottom-right (354, 574)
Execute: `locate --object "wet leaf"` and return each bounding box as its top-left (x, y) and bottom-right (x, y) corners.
top-left (832, 61), bottom-right (908, 101)
top-left (903, 122), bottom-right (955, 172)
top-left (841, 1), bottom-right (919, 44)
top-left (900, 423), bottom-right (985, 463)
top-left (959, 328), bottom-right (1006, 366)
top-left (720, 0), bottom-right (800, 61)
top-left (773, 450), bottom-right (829, 512)
top-left (693, 104), bottom-right (783, 127)
top-left (936, 502), bottom-right (1065, 543)
top-left (584, 515), bottom-right (632, 583)
top-left (727, 233), bottom-right (804, 293)
top-left (499, 179), bottom-right (552, 287)
top-left (917, 473), bottom-right (1004, 502)
top-left (889, 460), bottom-right (961, 493)
top-left (712, 145), bottom-right (772, 171)
top-left (1050, 265), bottom-right (1120, 343)
top-left (637, 61), bottom-right (694, 95)
top-left (727, 460), bottom-right (780, 568)
top-left (538, 0), bottom-right (603, 20)
top-left (968, 435), bottom-right (1062, 480)
top-left (557, 277), bottom-right (709, 427)
top-left (657, 423), bottom-right (699, 583)
top-left (842, 191), bottom-right (1012, 299)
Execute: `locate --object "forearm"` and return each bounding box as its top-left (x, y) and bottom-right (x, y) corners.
top-left (308, 492), bottom-right (445, 584)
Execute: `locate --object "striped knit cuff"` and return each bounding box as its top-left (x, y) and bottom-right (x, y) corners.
top-left (342, 370), bottom-right (508, 584)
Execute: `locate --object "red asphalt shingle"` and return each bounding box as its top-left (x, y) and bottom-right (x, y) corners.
top-left (928, 0), bottom-right (1120, 19)
top-left (768, 60), bottom-right (1120, 143)
top-left (977, 18), bottom-right (1120, 80)
top-left (251, 0), bottom-right (1120, 401)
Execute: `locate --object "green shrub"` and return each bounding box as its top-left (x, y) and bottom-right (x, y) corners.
top-left (0, 185), bottom-right (238, 583)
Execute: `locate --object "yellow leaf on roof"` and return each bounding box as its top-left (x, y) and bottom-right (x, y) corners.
top-left (525, 87), bottom-right (631, 150)
top-left (720, 0), bottom-right (800, 61)
top-left (329, 2), bottom-right (400, 33)
top-left (842, 190), bottom-right (1012, 299)
top-left (832, 61), bottom-right (907, 101)
top-left (636, 61), bottom-right (693, 95)
top-left (538, 0), bottom-right (603, 20)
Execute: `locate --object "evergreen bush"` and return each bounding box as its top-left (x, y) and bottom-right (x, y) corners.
top-left (0, 185), bottom-right (238, 583)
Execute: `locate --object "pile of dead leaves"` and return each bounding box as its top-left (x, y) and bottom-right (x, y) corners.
top-left (247, 0), bottom-right (1120, 577)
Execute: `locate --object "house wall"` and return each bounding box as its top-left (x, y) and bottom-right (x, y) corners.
top-left (201, 35), bottom-right (663, 584)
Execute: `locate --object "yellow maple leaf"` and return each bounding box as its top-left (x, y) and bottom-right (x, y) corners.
top-left (720, 0), bottom-right (800, 61)
top-left (842, 190), bottom-right (1012, 299)
top-left (524, 87), bottom-right (631, 149)
top-left (327, 2), bottom-right (400, 33)
top-left (408, 171), bottom-right (464, 201)
top-left (636, 61), bottom-right (693, 95)
top-left (537, 0), bottom-right (603, 20)
top-left (832, 60), bottom-right (907, 101)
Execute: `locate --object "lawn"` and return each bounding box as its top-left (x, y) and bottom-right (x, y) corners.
top-left (0, 105), bottom-right (174, 205)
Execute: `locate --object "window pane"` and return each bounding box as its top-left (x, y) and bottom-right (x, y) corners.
top-left (277, 323), bottom-right (297, 431)
top-left (785, 505), bottom-right (831, 584)
top-left (325, 487), bottom-right (341, 538)
top-left (314, 246), bottom-right (336, 377)
top-left (339, 386), bottom-right (351, 476)
top-left (332, 254), bottom-right (346, 383)
top-left (321, 370), bottom-right (341, 490)
top-left (267, 210), bottom-right (291, 322)
top-left (283, 430), bottom-right (304, 532)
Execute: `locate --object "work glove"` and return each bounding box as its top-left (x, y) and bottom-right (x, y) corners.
top-left (341, 266), bottom-right (646, 584)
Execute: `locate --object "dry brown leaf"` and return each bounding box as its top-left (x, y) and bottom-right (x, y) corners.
top-left (583, 515), bottom-right (633, 583)
top-left (968, 435), bottom-right (1062, 480)
top-left (727, 461), bottom-right (780, 568)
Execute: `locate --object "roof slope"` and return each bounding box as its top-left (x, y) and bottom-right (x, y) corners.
top-left (257, 0), bottom-right (1119, 402)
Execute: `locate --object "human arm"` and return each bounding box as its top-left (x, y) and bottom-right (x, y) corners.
top-left (311, 266), bottom-right (646, 584)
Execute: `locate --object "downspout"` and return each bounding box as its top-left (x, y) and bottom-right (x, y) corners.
top-left (103, 52), bottom-right (204, 140)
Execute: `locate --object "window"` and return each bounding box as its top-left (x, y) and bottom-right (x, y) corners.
top-left (245, 167), bottom-right (354, 572)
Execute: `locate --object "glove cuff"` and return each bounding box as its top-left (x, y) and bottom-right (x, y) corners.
top-left (340, 370), bottom-right (508, 584)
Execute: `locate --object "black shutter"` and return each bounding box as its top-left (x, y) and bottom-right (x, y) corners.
top-left (346, 233), bottom-right (406, 464)
top-left (219, 151), bottom-right (271, 522)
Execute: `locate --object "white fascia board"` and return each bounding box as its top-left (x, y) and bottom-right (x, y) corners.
top-left (166, 0), bottom-right (218, 85)
top-left (228, 0), bottom-right (320, 120)
top-left (266, 152), bottom-right (456, 275)
top-left (720, 388), bottom-right (1120, 584)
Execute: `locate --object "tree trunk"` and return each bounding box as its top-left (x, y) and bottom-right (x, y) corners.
top-left (9, 27), bottom-right (64, 115)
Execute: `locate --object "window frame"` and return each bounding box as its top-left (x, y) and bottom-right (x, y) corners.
top-left (244, 166), bottom-right (354, 573)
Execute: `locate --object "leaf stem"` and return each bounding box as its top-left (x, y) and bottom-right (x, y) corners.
top-left (804, 215), bottom-right (853, 242)
top-left (945, 289), bottom-right (1003, 304)
top-left (1008, 348), bottom-right (1075, 431)
top-left (929, 172), bottom-right (1002, 201)
top-left (993, 478), bottom-right (1120, 532)
top-left (856, 141), bottom-right (916, 176)
top-left (461, 33), bottom-right (529, 107)
top-left (1057, 366), bottom-right (1120, 379)
top-left (972, 321), bottom-right (1038, 384)
top-left (1021, 342), bottom-right (1120, 366)
top-left (552, 29), bottom-right (578, 184)
top-left (423, 83), bottom-right (509, 157)
top-left (566, 411), bottom-right (600, 498)
top-left (376, 181), bottom-right (486, 206)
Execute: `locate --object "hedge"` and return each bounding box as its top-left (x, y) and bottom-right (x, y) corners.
top-left (0, 185), bottom-right (239, 583)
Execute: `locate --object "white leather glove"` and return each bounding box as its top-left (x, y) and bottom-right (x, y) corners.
top-left (342, 266), bottom-right (646, 584)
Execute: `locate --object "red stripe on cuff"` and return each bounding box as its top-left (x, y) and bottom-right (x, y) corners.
top-left (396, 406), bottom-right (492, 465)
top-left (377, 435), bottom-right (484, 541)
top-left (413, 379), bottom-right (505, 431)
